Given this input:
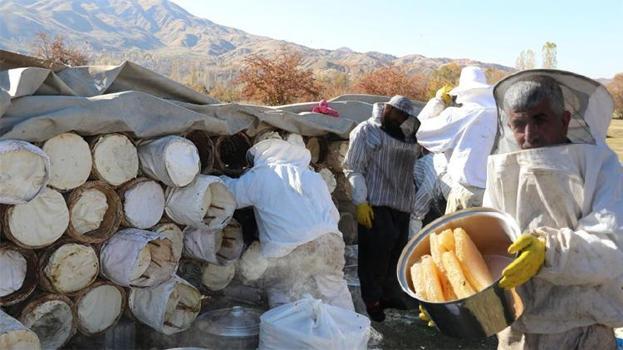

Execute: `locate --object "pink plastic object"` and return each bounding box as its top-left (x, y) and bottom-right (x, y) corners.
top-left (311, 100), bottom-right (339, 117)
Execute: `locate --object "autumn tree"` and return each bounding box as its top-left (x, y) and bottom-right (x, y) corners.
top-left (209, 82), bottom-right (242, 103)
top-left (32, 32), bottom-right (88, 67)
top-left (542, 42), bottom-right (558, 69)
top-left (608, 73), bottom-right (623, 119)
top-left (354, 66), bottom-right (428, 101)
top-left (485, 68), bottom-right (510, 84)
top-left (426, 63), bottom-right (462, 98)
top-left (515, 49), bottom-right (536, 70)
top-left (317, 71), bottom-right (353, 99)
top-left (237, 50), bottom-right (321, 105)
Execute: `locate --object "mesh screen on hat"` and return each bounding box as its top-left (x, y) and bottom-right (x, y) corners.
top-left (492, 69), bottom-right (614, 154)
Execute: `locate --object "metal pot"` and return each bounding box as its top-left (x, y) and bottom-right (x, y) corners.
top-left (397, 207), bottom-right (525, 338)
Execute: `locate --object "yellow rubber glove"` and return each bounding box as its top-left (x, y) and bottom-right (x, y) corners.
top-left (355, 202), bottom-right (374, 229)
top-left (419, 305), bottom-right (435, 327)
top-left (435, 84), bottom-right (454, 105)
top-left (499, 233), bottom-right (546, 289)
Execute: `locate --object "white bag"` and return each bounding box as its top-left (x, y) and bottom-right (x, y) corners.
top-left (138, 136), bottom-right (200, 187)
top-left (259, 296), bottom-right (370, 350)
top-left (165, 175), bottom-right (235, 230)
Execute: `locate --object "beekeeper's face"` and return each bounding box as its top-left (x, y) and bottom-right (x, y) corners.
top-left (507, 98), bottom-right (571, 150)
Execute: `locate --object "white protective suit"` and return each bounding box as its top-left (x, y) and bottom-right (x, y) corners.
top-left (484, 70), bottom-right (623, 349)
top-left (222, 138), bottom-right (354, 311)
top-left (417, 82), bottom-right (498, 213)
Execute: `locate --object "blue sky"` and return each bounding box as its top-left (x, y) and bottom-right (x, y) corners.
top-left (172, 0), bottom-right (622, 79)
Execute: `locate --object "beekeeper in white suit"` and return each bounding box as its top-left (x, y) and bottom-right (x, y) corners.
top-left (416, 66), bottom-right (498, 214)
top-left (484, 70), bottom-right (623, 349)
top-left (221, 136), bottom-right (354, 311)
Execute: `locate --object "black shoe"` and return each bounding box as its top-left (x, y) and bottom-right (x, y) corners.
top-left (366, 301), bottom-right (386, 322)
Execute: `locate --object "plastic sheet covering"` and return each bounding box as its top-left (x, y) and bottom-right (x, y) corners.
top-left (258, 296), bottom-right (370, 350)
top-left (0, 64), bottom-right (360, 142)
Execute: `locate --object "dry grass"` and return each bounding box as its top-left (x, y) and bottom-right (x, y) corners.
top-left (607, 119), bottom-right (623, 162)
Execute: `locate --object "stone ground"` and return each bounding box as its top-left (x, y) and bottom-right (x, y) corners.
top-left (371, 309), bottom-right (497, 350)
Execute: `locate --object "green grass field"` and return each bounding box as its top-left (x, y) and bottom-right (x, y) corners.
top-left (607, 119), bottom-right (623, 162)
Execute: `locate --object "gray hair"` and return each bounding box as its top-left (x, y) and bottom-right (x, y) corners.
top-left (503, 76), bottom-right (565, 116)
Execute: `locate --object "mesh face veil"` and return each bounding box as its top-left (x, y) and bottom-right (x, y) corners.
top-left (492, 69), bottom-right (614, 154)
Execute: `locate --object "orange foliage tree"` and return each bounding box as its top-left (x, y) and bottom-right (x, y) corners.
top-left (32, 32), bottom-right (88, 67)
top-left (426, 63), bottom-right (462, 98)
top-left (354, 66), bottom-right (428, 101)
top-left (237, 50), bottom-right (321, 105)
top-left (485, 68), bottom-right (511, 84)
top-left (608, 73), bottom-right (623, 119)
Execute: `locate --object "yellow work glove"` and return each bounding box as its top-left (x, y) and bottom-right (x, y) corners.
top-left (419, 305), bottom-right (435, 327)
top-left (355, 202), bottom-right (374, 229)
top-left (435, 84), bottom-right (453, 105)
top-left (499, 233), bottom-right (546, 289)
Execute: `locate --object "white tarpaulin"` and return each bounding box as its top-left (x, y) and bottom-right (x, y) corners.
top-left (0, 62), bottom-right (360, 141)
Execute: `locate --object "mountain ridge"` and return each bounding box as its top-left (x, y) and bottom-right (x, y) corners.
top-left (0, 0), bottom-right (513, 83)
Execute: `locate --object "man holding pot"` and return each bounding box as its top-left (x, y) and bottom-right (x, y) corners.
top-left (484, 70), bottom-right (623, 349)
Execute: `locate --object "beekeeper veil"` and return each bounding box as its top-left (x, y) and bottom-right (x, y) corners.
top-left (492, 69), bottom-right (614, 154)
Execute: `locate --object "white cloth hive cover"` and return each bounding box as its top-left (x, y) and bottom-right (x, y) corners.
top-left (0, 309), bottom-right (41, 350)
top-left (70, 188), bottom-right (109, 235)
top-left (7, 187), bottom-right (69, 248)
top-left (42, 133), bottom-right (92, 191)
top-left (259, 296), bottom-right (370, 350)
top-left (217, 219), bottom-right (244, 264)
top-left (201, 263), bottom-right (235, 291)
top-left (0, 140), bottom-right (49, 205)
top-left (76, 284), bottom-right (123, 335)
top-left (165, 175), bottom-right (235, 230)
top-left (0, 249), bottom-right (27, 297)
top-left (123, 179), bottom-right (165, 229)
top-left (100, 228), bottom-right (177, 288)
top-left (129, 276), bottom-right (202, 335)
top-left (43, 243), bottom-right (99, 294)
top-left (154, 223), bottom-right (184, 262)
top-left (182, 226), bottom-right (223, 264)
top-left (92, 134), bottom-right (139, 186)
top-left (20, 298), bottom-right (74, 350)
top-left (138, 135), bottom-right (201, 187)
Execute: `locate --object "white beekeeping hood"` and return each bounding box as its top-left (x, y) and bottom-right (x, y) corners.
top-left (492, 69), bottom-right (614, 154)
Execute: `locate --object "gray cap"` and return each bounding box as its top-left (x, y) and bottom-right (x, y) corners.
top-left (386, 95), bottom-right (417, 117)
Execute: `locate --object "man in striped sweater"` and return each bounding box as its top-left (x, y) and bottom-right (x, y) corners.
top-left (343, 96), bottom-right (421, 322)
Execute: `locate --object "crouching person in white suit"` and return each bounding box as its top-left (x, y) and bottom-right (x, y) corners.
top-left (222, 136), bottom-right (354, 311)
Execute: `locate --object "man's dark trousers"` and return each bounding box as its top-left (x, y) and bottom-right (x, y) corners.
top-left (358, 205), bottom-right (410, 305)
